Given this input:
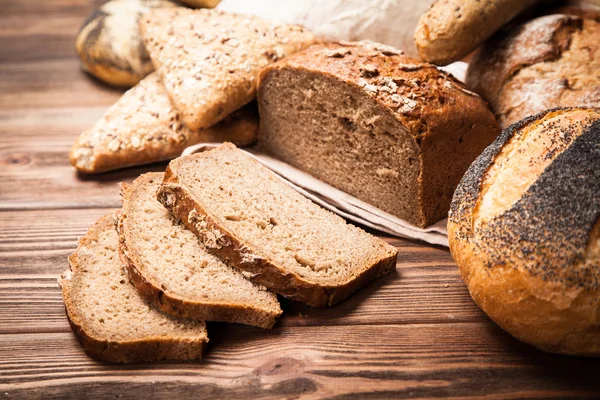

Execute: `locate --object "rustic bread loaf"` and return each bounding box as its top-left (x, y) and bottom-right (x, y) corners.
top-left (157, 144), bottom-right (398, 307)
top-left (448, 107), bottom-right (600, 356)
top-left (257, 41), bottom-right (500, 228)
top-left (58, 213), bottom-right (208, 363)
top-left (139, 8), bottom-right (315, 131)
top-left (466, 14), bottom-right (600, 129)
top-left (75, 0), bottom-right (176, 87)
top-left (117, 173), bottom-right (282, 328)
top-left (414, 0), bottom-right (539, 65)
top-left (70, 73), bottom-right (258, 174)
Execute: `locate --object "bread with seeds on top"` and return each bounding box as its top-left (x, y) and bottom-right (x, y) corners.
top-left (448, 107), bottom-right (600, 356)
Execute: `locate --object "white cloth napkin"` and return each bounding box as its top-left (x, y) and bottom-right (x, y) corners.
top-left (182, 144), bottom-right (449, 247)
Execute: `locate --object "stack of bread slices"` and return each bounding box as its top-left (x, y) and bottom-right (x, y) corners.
top-left (60, 143), bottom-right (398, 363)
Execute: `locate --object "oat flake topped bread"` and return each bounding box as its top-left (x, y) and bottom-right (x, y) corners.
top-left (59, 213), bottom-right (208, 363)
top-left (448, 107), bottom-right (600, 356)
top-left (139, 8), bottom-right (316, 131)
top-left (70, 73), bottom-right (258, 174)
top-left (258, 41), bottom-right (500, 227)
top-left (157, 144), bottom-right (399, 307)
top-left (117, 173), bottom-right (282, 329)
top-left (467, 14), bottom-right (600, 129)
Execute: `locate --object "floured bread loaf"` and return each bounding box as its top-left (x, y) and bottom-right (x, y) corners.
top-left (467, 14), bottom-right (600, 129)
top-left (258, 41), bottom-right (500, 227)
top-left (157, 144), bottom-right (399, 307)
top-left (139, 8), bottom-right (315, 131)
top-left (70, 73), bottom-right (258, 174)
top-left (59, 213), bottom-right (208, 363)
top-left (117, 173), bottom-right (282, 329)
top-left (448, 107), bottom-right (600, 356)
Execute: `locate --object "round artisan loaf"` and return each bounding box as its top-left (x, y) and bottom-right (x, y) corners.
top-left (75, 0), bottom-right (176, 87)
top-left (448, 107), bottom-right (600, 356)
top-left (466, 13), bottom-right (600, 129)
top-left (414, 0), bottom-right (540, 65)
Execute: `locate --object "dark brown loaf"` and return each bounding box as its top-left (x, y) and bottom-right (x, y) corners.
top-left (466, 14), bottom-right (600, 129)
top-left (157, 143), bottom-right (398, 308)
top-left (414, 0), bottom-right (539, 65)
top-left (258, 41), bottom-right (500, 228)
top-left (448, 107), bottom-right (600, 356)
top-left (59, 213), bottom-right (208, 363)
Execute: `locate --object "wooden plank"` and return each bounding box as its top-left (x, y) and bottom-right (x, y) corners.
top-left (0, 326), bottom-right (599, 399)
top-left (0, 209), bottom-right (481, 333)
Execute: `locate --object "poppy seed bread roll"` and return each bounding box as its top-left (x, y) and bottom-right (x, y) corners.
top-left (448, 107), bottom-right (600, 356)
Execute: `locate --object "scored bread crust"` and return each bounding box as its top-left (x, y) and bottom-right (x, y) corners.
top-left (59, 213), bottom-right (208, 363)
top-left (157, 145), bottom-right (398, 308)
top-left (448, 107), bottom-right (600, 356)
top-left (116, 175), bottom-right (282, 329)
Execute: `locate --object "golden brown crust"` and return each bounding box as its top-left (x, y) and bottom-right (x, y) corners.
top-left (116, 179), bottom-right (281, 329)
top-left (139, 7), bottom-right (316, 131)
top-left (448, 107), bottom-right (600, 356)
top-left (414, 0), bottom-right (539, 65)
top-left (258, 41), bottom-right (500, 227)
top-left (466, 14), bottom-right (600, 128)
top-left (69, 73), bottom-right (259, 174)
top-left (59, 213), bottom-right (207, 363)
top-left (157, 151), bottom-right (398, 308)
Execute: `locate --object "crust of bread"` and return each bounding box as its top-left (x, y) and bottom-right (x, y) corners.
top-left (414, 0), bottom-right (538, 65)
top-left (258, 41), bottom-right (500, 227)
top-left (70, 73), bottom-right (259, 174)
top-left (115, 179), bottom-right (281, 329)
top-left (466, 14), bottom-right (600, 128)
top-left (156, 148), bottom-right (398, 308)
top-left (58, 214), bottom-right (207, 363)
top-left (448, 107), bottom-right (600, 356)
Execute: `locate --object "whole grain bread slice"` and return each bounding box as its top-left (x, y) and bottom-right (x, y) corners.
top-left (139, 8), bottom-right (316, 131)
top-left (70, 72), bottom-right (259, 174)
top-left (117, 173), bottom-right (282, 329)
top-left (58, 213), bottom-right (208, 363)
top-left (157, 144), bottom-right (399, 307)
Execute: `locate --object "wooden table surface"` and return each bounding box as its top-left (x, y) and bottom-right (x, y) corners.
top-left (1, 1), bottom-right (600, 398)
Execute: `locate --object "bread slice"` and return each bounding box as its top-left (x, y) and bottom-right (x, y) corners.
top-left (117, 173), bottom-right (282, 329)
top-left (257, 41), bottom-right (500, 227)
top-left (157, 144), bottom-right (399, 307)
top-left (59, 213), bottom-right (208, 363)
top-left (139, 8), bottom-right (315, 131)
top-left (70, 72), bottom-right (259, 174)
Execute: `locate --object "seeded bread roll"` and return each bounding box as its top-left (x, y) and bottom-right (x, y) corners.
top-left (59, 213), bottom-right (208, 363)
top-left (448, 107), bottom-right (600, 356)
top-left (258, 41), bottom-right (500, 228)
top-left (139, 8), bottom-right (316, 131)
top-left (117, 173), bottom-right (282, 329)
top-left (75, 0), bottom-right (176, 87)
top-left (414, 0), bottom-right (539, 65)
top-left (157, 144), bottom-right (399, 308)
top-left (70, 73), bottom-right (258, 174)
top-left (466, 14), bottom-right (600, 129)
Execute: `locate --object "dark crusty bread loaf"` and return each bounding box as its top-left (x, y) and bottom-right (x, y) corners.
top-left (59, 213), bottom-right (208, 363)
top-left (117, 173), bottom-right (282, 329)
top-left (466, 14), bottom-right (600, 129)
top-left (139, 7), bottom-right (315, 131)
top-left (157, 143), bottom-right (399, 307)
top-left (448, 107), bottom-right (600, 356)
top-left (258, 41), bottom-right (500, 228)
top-left (414, 0), bottom-right (539, 65)
top-left (70, 73), bottom-right (258, 174)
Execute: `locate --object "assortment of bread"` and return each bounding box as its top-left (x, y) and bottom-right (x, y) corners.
top-left (64, 2), bottom-right (599, 361)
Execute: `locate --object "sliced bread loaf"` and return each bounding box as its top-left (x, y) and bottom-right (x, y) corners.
top-left (157, 144), bottom-right (399, 307)
top-left (257, 41), bottom-right (500, 227)
top-left (117, 173), bottom-right (282, 329)
top-left (59, 213), bottom-right (208, 363)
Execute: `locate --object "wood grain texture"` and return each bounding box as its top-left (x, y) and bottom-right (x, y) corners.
top-left (2, 0), bottom-right (600, 398)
